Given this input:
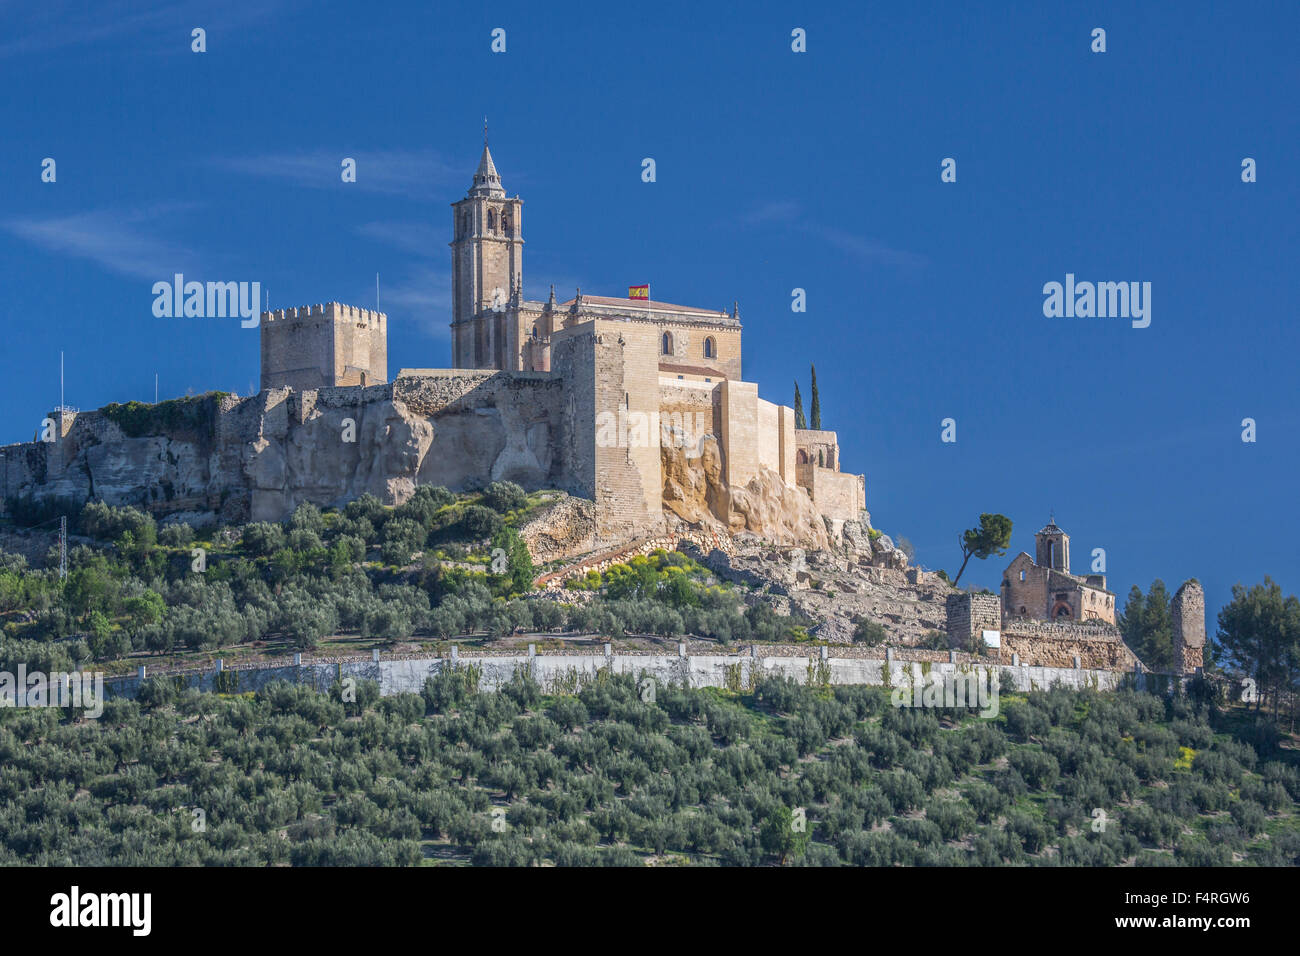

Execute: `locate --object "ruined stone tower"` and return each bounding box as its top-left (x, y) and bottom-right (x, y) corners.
top-left (450, 143), bottom-right (524, 369)
top-left (1171, 579), bottom-right (1207, 674)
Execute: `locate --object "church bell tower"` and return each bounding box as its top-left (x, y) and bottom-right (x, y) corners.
top-left (450, 136), bottom-right (523, 369)
top-left (1035, 517), bottom-right (1070, 573)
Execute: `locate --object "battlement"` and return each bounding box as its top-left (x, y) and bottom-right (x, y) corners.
top-left (261, 302), bottom-right (387, 327)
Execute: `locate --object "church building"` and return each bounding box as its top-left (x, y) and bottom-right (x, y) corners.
top-left (449, 144), bottom-right (743, 381)
top-left (1001, 519), bottom-right (1116, 624)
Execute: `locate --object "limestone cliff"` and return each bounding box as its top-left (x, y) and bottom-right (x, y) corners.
top-left (6, 372), bottom-right (852, 562)
top-left (660, 437), bottom-right (831, 549)
top-left (4, 376), bottom-right (576, 527)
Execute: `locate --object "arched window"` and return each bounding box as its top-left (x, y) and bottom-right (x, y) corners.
top-left (461, 212), bottom-right (470, 237)
top-left (488, 209), bottom-right (496, 232)
top-left (661, 332), bottom-right (673, 355)
top-left (703, 336), bottom-right (715, 358)
top-left (503, 212), bottom-right (513, 237)
top-left (797, 449), bottom-right (808, 464)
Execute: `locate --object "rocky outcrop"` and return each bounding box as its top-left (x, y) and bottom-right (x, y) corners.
top-left (518, 494), bottom-right (597, 564)
top-left (661, 438), bottom-right (830, 550)
top-left (841, 518), bottom-right (874, 554)
top-left (706, 545), bottom-right (955, 646)
top-left (242, 392), bottom-right (437, 521)
top-left (4, 376), bottom-right (575, 526)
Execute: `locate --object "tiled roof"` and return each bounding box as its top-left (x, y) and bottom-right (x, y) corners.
top-left (659, 363), bottom-right (721, 377)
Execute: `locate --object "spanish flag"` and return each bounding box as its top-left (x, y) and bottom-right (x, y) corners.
top-left (628, 284), bottom-right (649, 300)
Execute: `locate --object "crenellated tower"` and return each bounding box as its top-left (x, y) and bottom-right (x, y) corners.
top-left (260, 302), bottom-right (387, 392)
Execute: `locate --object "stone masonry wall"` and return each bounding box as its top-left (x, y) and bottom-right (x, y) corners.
top-left (1001, 619), bottom-right (1137, 670)
top-left (946, 592), bottom-right (1002, 651)
top-left (1171, 580), bottom-right (1206, 674)
top-left (592, 320), bottom-right (665, 544)
top-left (811, 467), bottom-right (865, 521)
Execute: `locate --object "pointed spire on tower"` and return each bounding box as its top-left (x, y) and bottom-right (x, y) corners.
top-left (469, 126), bottom-right (505, 198)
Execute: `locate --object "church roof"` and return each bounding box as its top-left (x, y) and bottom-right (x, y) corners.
top-left (558, 295), bottom-right (734, 322)
top-left (468, 145), bottom-right (505, 198)
top-left (1038, 521), bottom-right (1064, 535)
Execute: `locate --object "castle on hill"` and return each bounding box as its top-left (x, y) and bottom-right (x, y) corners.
top-left (7, 143), bottom-right (864, 551)
top-left (252, 143), bottom-right (867, 543)
top-left (0, 144), bottom-right (1210, 675)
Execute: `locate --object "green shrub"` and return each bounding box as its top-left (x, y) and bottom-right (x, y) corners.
top-left (853, 619), bottom-right (887, 646)
top-left (461, 505), bottom-right (504, 539)
top-left (481, 481), bottom-right (527, 514)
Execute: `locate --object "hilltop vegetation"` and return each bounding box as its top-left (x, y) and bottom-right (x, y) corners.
top-left (0, 676), bottom-right (1295, 866)
top-left (0, 485), bottom-right (809, 674)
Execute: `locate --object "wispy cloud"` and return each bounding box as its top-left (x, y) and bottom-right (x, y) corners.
top-left (738, 200), bottom-right (927, 273)
top-left (3, 205), bottom-right (204, 279)
top-left (212, 149), bottom-right (460, 200)
top-left (382, 267), bottom-right (452, 338)
top-left (0, 0), bottom-right (291, 59)
top-left (813, 225), bottom-right (928, 271)
top-left (739, 201), bottom-right (804, 226)
top-left (356, 221), bottom-right (452, 336)
top-left (357, 221), bottom-right (441, 256)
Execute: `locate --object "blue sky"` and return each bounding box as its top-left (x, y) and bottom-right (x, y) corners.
top-left (1, 0), bottom-right (1297, 628)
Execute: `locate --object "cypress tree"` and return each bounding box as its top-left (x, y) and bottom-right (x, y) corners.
top-left (794, 381), bottom-right (807, 429)
top-left (810, 364), bottom-right (821, 429)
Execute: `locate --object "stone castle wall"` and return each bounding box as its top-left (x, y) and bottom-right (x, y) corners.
top-left (582, 320), bottom-right (666, 544)
top-left (801, 466), bottom-right (865, 522)
top-left (796, 428), bottom-right (839, 470)
top-left (658, 322), bottom-right (742, 382)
